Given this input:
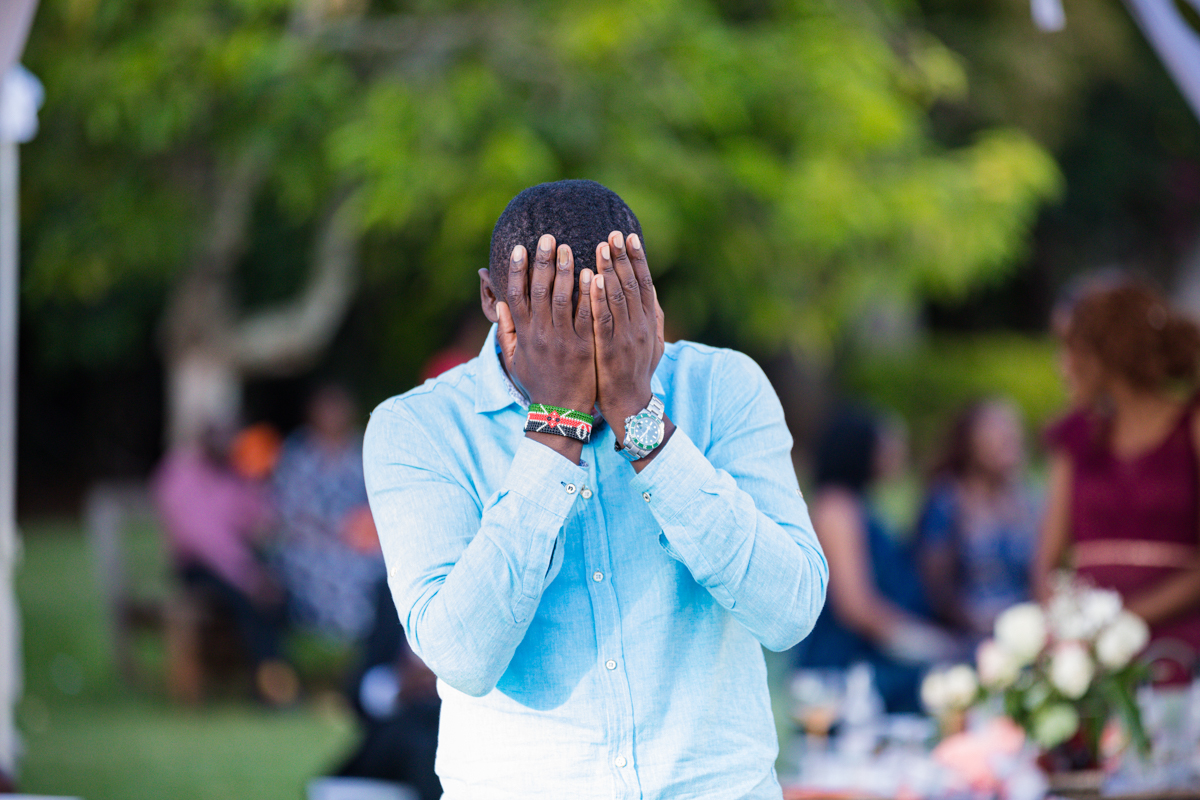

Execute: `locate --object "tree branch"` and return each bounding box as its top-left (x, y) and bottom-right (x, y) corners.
top-left (231, 189), bottom-right (360, 375)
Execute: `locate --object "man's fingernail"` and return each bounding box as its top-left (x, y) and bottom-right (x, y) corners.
top-left (558, 246), bottom-right (569, 266)
top-left (539, 234), bottom-right (553, 252)
top-left (596, 274), bottom-right (605, 290)
top-left (580, 269), bottom-right (591, 284)
top-left (628, 234), bottom-right (640, 251)
top-left (600, 243), bottom-right (610, 261)
top-left (612, 232), bottom-right (624, 251)
top-left (512, 245), bottom-right (524, 262)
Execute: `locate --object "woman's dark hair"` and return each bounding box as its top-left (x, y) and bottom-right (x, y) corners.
top-left (1066, 280), bottom-right (1200, 391)
top-left (928, 399), bottom-right (990, 482)
top-left (814, 407), bottom-right (879, 494)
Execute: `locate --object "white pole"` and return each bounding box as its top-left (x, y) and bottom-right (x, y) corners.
top-left (0, 101), bottom-right (21, 777)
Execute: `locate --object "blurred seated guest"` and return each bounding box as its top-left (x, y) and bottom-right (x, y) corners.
top-left (153, 423), bottom-right (296, 704)
top-left (1037, 280), bottom-right (1200, 682)
top-left (272, 383), bottom-right (384, 641)
top-left (332, 580), bottom-right (441, 800)
top-left (795, 407), bottom-right (960, 713)
top-left (916, 399), bottom-right (1039, 638)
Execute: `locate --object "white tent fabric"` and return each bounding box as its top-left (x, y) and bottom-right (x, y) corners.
top-left (1122, 0), bottom-right (1200, 124)
top-left (1, 67), bottom-right (43, 145)
top-left (0, 0), bottom-right (41, 779)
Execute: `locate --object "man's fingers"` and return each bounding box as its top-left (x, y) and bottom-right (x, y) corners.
top-left (608, 231), bottom-right (643, 322)
top-left (506, 245), bottom-right (529, 319)
top-left (496, 301), bottom-right (518, 364)
top-left (596, 241), bottom-right (627, 318)
top-left (552, 243), bottom-right (574, 330)
top-left (654, 287), bottom-right (665, 347)
top-left (628, 233), bottom-right (656, 318)
top-left (575, 268), bottom-right (594, 338)
top-left (591, 272), bottom-right (614, 343)
top-left (529, 233), bottom-right (556, 321)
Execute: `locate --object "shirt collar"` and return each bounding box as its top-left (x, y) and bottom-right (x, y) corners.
top-left (473, 323), bottom-right (668, 415)
top-left (475, 324), bottom-right (527, 414)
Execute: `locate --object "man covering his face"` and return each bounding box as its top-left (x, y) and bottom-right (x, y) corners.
top-left (363, 179), bottom-right (827, 799)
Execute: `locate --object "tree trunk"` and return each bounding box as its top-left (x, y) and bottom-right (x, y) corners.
top-left (161, 184), bottom-right (359, 447)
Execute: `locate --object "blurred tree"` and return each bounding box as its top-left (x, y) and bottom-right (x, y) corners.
top-left (915, 0), bottom-right (1200, 300)
top-left (20, 0), bottom-right (1060, 445)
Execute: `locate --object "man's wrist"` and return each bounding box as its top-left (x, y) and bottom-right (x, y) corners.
top-left (605, 392), bottom-right (655, 441)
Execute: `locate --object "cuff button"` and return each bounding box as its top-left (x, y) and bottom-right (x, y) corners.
top-left (565, 483), bottom-right (577, 495)
top-left (642, 491), bottom-right (651, 503)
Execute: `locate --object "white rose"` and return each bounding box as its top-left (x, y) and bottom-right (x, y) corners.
top-left (1095, 611), bottom-right (1150, 669)
top-left (1047, 591), bottom-right (1088, 641)
top-left (977, 638), bottom-right (1021, 690)
top-left (920, 670), bottom-right (949, 715)
top-left (1032, 703), bottom-right (1080, 749)
top-left (941, 664), bottom-right (979, 709)
top-left (1048, 641), bottom-right (1094, 699)
top-left (995, 602), bottom-right (1047, 665)
top-left (1079, 588), bottom-right (1122, 640)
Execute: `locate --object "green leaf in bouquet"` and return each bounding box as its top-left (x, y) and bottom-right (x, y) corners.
top-left (1023, 681), bottom-right (1052, 712)
top-left (1032, 703), bottom-right (1080, 749)
top-left (1101, 676), bottom-right (1151, 757)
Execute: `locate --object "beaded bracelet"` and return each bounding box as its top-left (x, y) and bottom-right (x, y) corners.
top-left (525, 404), bottom-right (594, 442)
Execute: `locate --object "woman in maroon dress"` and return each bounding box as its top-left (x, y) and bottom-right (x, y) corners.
top-left (1036, 280), bottom-right (1200, 682)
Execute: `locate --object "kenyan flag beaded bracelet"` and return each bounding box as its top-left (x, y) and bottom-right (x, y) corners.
top-left (525, 404), bottom-right (594, 442)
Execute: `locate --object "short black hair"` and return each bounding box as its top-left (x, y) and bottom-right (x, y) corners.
top-left (814, 407), bottom-right (880, 495)
top-left (488, 180), bottom-right (643, 298)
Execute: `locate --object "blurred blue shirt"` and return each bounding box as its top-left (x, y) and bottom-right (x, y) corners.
top-left (363, 326), bottom-right (827, 800)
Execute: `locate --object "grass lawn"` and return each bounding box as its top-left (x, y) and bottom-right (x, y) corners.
top-left (14, 520), bottom-right (356, 800)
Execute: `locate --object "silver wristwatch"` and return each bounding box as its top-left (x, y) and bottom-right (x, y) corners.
top-left (616, 395), bottom-right (665, 462)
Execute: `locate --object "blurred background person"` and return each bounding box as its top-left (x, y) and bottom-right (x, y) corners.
top-left (330, 579), bottom-right (441, 800)
top-left (272, 383), bottom-right (384, 642)
top-left (152, 422), bottom-right (295, 704)
top-left (916, 398), bottom-right (1039, 639)
top-left (1037, 280), bottom-right (1200, 682)
top-left (795, 407), bottom-right (960, 713)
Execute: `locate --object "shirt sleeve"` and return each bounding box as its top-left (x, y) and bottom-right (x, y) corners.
top-left (629, 350), bottom-right (828, 652)
top-left (363, 401), bottom-right (585, 697)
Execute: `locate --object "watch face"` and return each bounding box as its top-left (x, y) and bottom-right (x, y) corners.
top-left (627, 413), bottom-right (664, 450)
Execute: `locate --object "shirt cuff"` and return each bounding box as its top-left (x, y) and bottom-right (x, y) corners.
top-left (629, 427), bottom-right (717, 525)
top-left (504, 436), bottom-right (588, 519)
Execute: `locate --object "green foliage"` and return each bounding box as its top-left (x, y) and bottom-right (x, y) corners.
top-left (21, 0), bottom-right (1060, 375)
top-left (844, 333), bottom-right (1065, 463)
top-left (16, 524), bottom-right (354, 799)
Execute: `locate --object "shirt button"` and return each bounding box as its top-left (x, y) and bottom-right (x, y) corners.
top-left (592, 571), bottom-right (604, 582)
top-left (388, 565), bottom-right (396, 578)
top-left (615, 756), bottom-right (627, 768)
top-left (605, 659), bottom-right (616, 670)
top-left (565, 483), bottom-right (577, 494)
top-left (581, 487), bottom-right (593, 499)
top-left (642, 491), bottom-right (651, 503)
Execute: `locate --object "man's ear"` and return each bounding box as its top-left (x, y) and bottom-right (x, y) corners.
top-left (479, 268), bottom-right (499, 323)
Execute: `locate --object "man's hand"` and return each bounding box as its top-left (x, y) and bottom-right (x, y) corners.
top-left (590, 231), bottom-right (672, 468)
top-left (496, 233), bottom-right (596, 461)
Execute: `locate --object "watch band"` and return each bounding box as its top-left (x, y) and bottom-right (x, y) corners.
top-left (525, 404), bottom-right (594, 442)
top-left (615, 395), bottom-right (665, 461)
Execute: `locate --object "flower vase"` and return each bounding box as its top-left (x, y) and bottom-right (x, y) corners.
top-left (1037, 721), bottom-right (1105, 798)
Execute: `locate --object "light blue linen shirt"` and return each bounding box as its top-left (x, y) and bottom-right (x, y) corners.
top-left (363, 326), bottom-right (827, 800)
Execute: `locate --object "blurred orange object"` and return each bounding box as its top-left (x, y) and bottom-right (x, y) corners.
top-left (341, 505), bottom-right (380, 554)
top-left (230, 423), bottom-right (282, 480)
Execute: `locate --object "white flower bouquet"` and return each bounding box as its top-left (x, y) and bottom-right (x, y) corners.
top-left (922, 574), bottom-right (1151, 768)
